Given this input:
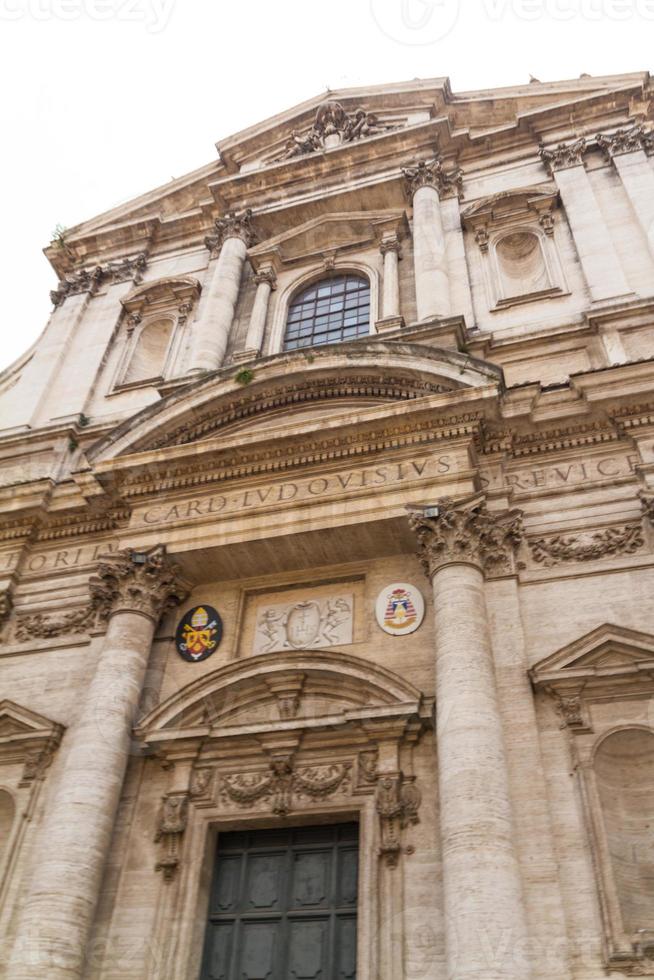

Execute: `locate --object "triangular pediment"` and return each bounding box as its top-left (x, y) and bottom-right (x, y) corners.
top-left (0, 700), bottom-right (65, 764)
top-left (45, 73), bottom-right (647, 277)
top-left (249, 210), bottom-right (409, 268)
top-left (530, 624), bottom-right (654, 688)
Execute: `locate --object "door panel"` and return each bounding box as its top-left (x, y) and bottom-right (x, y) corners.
top-left (287, 918), bottom-right (328, 978)
top-left (200, 824), bottom-right (358, 980)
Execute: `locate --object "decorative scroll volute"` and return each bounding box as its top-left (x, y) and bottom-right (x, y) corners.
top-left (596, 123), bottom-right (654, 159)
top-left (89, 546), bottom-right (190, 623)
top-left (539, 138), bottom-right (588, 174)
top-left (204, 209), bottom-right (258, 255)
top-left (402, 158), bottom-right (464, 200)
top-left (408, 497), bottom-right (523, 580)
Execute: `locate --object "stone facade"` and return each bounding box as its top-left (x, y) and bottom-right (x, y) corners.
top-left (1, 73), bottom-right (654, 979)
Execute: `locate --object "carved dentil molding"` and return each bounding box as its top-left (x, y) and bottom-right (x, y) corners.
top-left (50, 253), bottom-right (148, 307)
top-left (408, 497), bottom-right (524, 579)
top-left (402, 158), bottom-right (464, 201)
top-left (88, 546), bottom-right (190, 623)
top-left (204, 209), bottom-right (258, 256)
top-left (596, 123), bottom-right (654, 159)
top-left (539, 138), bottom-right (588, 174)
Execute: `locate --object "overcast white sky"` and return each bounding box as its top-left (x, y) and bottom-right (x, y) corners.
top-left (0, 0), bottom-right (652, 372)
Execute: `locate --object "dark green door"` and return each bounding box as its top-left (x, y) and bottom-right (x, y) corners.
top-left (200, 823), bottom-right (358, 980)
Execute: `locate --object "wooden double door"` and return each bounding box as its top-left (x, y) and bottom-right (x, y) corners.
top-left (200, 823), bottom-right (358, 979)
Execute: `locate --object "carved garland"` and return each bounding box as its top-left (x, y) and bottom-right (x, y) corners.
top-left (528, 524), bottom-right (644, 567)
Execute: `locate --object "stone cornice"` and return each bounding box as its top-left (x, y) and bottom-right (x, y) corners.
top-left (88, 545), bottom-right (190, 623)
top-left (408, 495), bottom-right (523, 579)
top-left (402, 158), bottom-right (464, 200)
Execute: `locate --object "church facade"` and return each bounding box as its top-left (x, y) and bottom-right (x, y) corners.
top-left (1, 72), bottom-right (654, 980)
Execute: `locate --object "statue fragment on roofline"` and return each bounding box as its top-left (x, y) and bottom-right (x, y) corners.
top-left (275, 99), bottom-right (399, 161)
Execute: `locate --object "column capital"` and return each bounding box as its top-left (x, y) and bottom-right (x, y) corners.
top-left (539, 138), bottom-right (588, 175)
top-left (253, 265), bottom-right (277, 289)
top-left (408, 496), bottom-right (523, 579)
top-left (379, 234), bottom-right (403, 258)
top-left (50, 265), bottom-right (104, 308)
top-left (89, 546), bottom-right (190, 623)
top-left (205, 208), bottom-right (258, 256)
top-left (402, 158), bottom-right (463, 201)
top-left (596, 123), bottom-right (654, 160)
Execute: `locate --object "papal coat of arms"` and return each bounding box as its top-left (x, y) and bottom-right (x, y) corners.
top-left (375, 583), bottom-right (425, 636)
top-left (175, 605), bottom-right (222, 662)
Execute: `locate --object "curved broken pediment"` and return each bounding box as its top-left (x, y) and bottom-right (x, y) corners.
top-left (87, 343), bottom-right (502, 463)
top-left (136, 649), bottom-right (428, 741)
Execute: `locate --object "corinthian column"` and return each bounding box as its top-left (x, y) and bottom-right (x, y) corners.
top-left (402, 159), bottom-right (463, 321)
top-left (408, 497), bottom-right (531, 980)
top-left (187, 209), bottom-right (257, 374)
top-left (597, 124), bottom-right (654, 261)
top-left (7, 547), bottom-right (189, 980)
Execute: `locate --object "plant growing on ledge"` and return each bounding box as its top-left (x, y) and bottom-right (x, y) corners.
top-left (235, 368), bottom-right (254, 385)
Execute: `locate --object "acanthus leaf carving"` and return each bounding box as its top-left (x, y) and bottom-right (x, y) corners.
top-left (596, 124), bottom-right (654, 159)
top-left (408, 497), bottom-right (524, 580)
top-left (154, 791), bottom-right (190, 882)
top-left (205, 209), bottom-right (257, 256)
top-left (88, 545), bottom-right (190, 623)
top-left (50, 253), bottom-right (148, 306)
top-left (375, 771), bottom-right (421, 868)
top-left (402, 158), bottom-right (464, 200)
top-left (528, 524), bottom-right (644, 567)
top-left (539, 138), bottom-right (588, 174)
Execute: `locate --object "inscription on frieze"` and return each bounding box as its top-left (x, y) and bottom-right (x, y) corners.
top-left (254, 594), bottom-right (353, 654)
top-left (133, 452), bottom-right (457, 528)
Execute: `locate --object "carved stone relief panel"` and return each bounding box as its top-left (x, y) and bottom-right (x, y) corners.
top-left (253, 593), bottom-right (353, 654)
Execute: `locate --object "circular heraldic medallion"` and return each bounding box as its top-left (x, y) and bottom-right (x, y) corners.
top-left (375, 583), bottom-right (425, 636)
top-left (175, 605), bottom-right (223, 662)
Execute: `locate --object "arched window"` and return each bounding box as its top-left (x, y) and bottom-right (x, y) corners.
top-left (123, 318), bottom-right (174, 384)
top-left (283, 274), bottom-right (370, 351)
